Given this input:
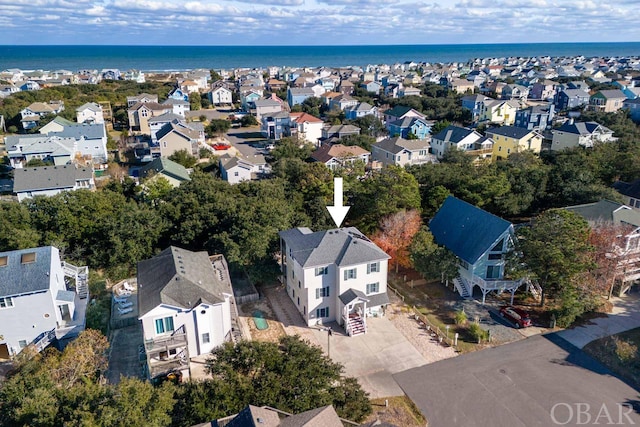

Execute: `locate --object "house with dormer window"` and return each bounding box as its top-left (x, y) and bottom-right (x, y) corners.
top-left (279, 227), bottom-right (390, 336)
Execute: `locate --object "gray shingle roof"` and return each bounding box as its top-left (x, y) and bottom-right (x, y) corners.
top-left (148, 112), bottom-right (184, 124)
top-left (75, 102), bottom-right (101, 113)
top-left (556, 121), bottom-right (611, 136)
top-left (224, 405), bottom-right (280, 427)
top-left (613, 179), bottom-right (640, 199)
top-left (339, 288), bottom-right (368, 305)
top-left (564, 200), bottom-right (640, 228)
top-left (48, 122), bottom-right (106, 140)
top-left (486, 126), bottom-right (536, 139)
top-left (279, 405), bottom-right (343, 427)
top-left (13, 165), bottom-right (93, 192)
top-left (0, 246), bottom-right (55, 298)
top-left (373, 136), bottom-right (429, 154)
top-left (431, 125), bottom-right (478, 144)
top-left (279, 227), bottom-right (390, 269)
top-left (137, 247), bottom-right (232, 316)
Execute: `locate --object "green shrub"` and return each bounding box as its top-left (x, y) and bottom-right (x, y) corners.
top-left (454, 309), bottom-right (467, 325)
top-left (614, 337), bottom-right (638, 363)
top-left (468, 323), bottom-right (488, 343)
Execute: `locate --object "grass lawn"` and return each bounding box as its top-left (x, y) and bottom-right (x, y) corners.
top-left (583, 327), bottom-right (640, 389)
top-left (363, 396), bottom-right (426, 427)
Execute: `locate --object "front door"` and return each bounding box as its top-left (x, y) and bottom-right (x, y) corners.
top-left (59, 304), bottom-right (71, 322)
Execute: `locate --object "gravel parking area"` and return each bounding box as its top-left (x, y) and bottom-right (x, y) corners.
top-left (387, 303), bottom-right (457, 364)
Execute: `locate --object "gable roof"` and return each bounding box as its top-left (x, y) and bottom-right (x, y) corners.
top-left (279, 227), bottom-right (390, 269)
top-left (373, 136), bottom-right (429, 154)
top-left (140, 157), bottom-right (191, 182)
top-left (254, 98), bottom-right (282, 108)
top-left (148, 112), bottom-right (185, 124)
top-left (156, 122), bottom-right (200, 142)
top-left (560, 89), bottom-right (590, 98)
top-left (486, 126), bottom-right (536, 140)
top-left (279, 405), bottom-right (342, 427)
top-left (290, 112), bottom-right (323, 124)
top-left (0, 246), bottom-right (56, 298)
top-left (593, 89), bottom-right (626, 100)
top-left (76, 102), bottom-right (102, 113)
top-left (564, 200), bottom-right (640, 228)
top-left (556, 121), bottom-right (611, 136)
top-left (311, 143), bottom-right (369, 163)
top-left (431, 125), bottom-right (480, 144)
top-left (613, 179), bottom-right (640, 199)
top-left (13, 165), bottom-right (93, 192)
top-left (384, 105), bottom-right (421, 118)
top-left (223, 405), bottom-right (280, 427)
top-left (137, 247), bottom-right (232, 317)
top-left (429, 196), bottom-right (513, 264)
top-left (48, 122), bottom-right (106, 140)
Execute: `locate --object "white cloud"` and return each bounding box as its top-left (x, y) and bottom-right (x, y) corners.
top-left (0, 0), bottom-right (638, 45)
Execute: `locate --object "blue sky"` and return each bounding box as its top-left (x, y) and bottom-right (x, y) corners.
top-left (0, 0), bottom-right (639, 45)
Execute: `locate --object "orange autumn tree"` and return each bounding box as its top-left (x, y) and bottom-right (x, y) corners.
top-left (371, 209), bottom-right (422, 273)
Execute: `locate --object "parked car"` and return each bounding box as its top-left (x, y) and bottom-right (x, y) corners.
top-left (499, 306), bottom-right (532, 328)
top-left (212, 143), bottom-right (231, 151)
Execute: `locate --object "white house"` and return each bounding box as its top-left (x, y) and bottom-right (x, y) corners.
top-left (161, 98), bottom-right (190, 118)
top-left (137, 247), bottom-right (235, 380)
top-left (75, 102), bottom-right (104, 124)
top-left (310, 143), bottom-right (370, 171)
top-left (371, 136), bottom-right (434, 167)
top-left (278, 227), bottom-right (391, 336)
top-left (0, 246), bottom-right (88, 358)
top-left (219, 154), bottom-right (269, 184)
top-left (430, 125), bottom-right (493, 159)
top-left (551, 120), bottom-right (617, 151)
top-left (290, 112), bottom-right (323, 145)
top-left (13, 164), bottom-right (95, 202)
top-left (208, 86), bottom-right (233, 105)
top-left (45, 122), bottom-right (109, 164)
top-left (5, 134), bottom-right (76, 168)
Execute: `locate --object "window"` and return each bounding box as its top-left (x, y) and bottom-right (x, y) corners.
top-left (460, 260), bottom-right (469, 270)
top-left (488, 253), bottom-right (502, 260)
top-left (491, 239), bottom-right (504, 252)
top-left (486, 265), bottom-right (500, 279)
top-left (316, 307), bottom-right (329, 318)
top-left (234, 171), bottom-right (239, 177)
top-left (155, 316), bottom-right (174, 335)
top-left (297, 297), bottom-right (300, 305)
top-left (21, 252), bottom-right (36, 264)
top-left (366, 282), bottom-right (379, 294)
top-left (202, 333), bottom-right (210, 344)
top-left (344, 268), bottom-right (357, 280)
top-left (367, 262), bottom-right (379, 274)
top-left (0, 256), bottom-right (7, 267)
top-left (18, 340), bottom-right (27, 349)
top-left (315, 266), bottom-right (328, 276)
top-left (316, 287), bottom-right (330, 298)
top-left (498, 146), bottom-right (502, 152)
top-left (0, 297), bottom-right (14, 308)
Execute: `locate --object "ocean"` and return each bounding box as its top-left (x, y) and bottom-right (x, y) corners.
top-left (1, 43), bottom-right (639, 72)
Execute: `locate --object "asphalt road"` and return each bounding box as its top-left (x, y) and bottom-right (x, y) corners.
top-left (394, 333), bottom-right (640, 427)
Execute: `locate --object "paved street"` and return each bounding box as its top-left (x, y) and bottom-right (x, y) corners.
top-left (264, 285), bottom-right (428, 398)
top-left (558, 292), bottom-right (640, 348)
top-left (395, 333), bottom-right (640, 427)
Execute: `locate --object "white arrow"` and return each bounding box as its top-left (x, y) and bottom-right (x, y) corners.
top-left (326, 177), bottom-right (350, 228)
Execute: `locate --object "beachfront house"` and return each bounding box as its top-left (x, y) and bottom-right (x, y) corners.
top-left (278, 227), bottom-right (390, 336)
top-left (137, 247), bottom-right (235, 380)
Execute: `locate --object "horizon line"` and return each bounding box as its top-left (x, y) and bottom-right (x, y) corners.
top-left (1, 41), bottom-right (639, 48)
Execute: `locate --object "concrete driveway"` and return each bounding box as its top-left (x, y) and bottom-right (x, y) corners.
top-left (558, 292), bottom-right (640, 349)
top-left (264, 286), bottom-right (428, 398)
top-left (395, 333), bottom-right (640, 427)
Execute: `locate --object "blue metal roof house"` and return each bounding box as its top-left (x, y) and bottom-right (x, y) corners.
top-left (429, 196), bottom-right (526, 303)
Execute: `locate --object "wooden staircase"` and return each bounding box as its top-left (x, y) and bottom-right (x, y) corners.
top-left (453, 276), bottom-right (472, 299)
top-left (348, 314), bottom-right (366, 336)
